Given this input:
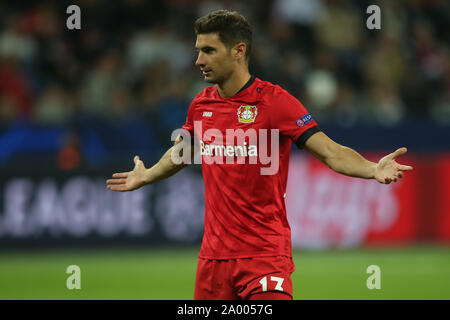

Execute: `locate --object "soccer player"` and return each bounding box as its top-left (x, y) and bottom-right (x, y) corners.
top-left (106, 10), bottom-right (413, 300)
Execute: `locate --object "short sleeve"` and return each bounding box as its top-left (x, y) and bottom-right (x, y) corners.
top-left (181, 100), bottom-right (197, 144)
top-left (182, 100), bottom-right (194, 131)
top-left (271, 89), bottom-right (320, 149)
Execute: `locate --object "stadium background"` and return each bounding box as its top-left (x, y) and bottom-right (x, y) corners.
top-left (0, 0), bottom-right (449, 299)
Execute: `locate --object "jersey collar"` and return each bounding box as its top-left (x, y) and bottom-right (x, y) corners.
top-left (215, 75), bottom-right (255, 99)
top-left (236, 75), bottom-right (255, 95)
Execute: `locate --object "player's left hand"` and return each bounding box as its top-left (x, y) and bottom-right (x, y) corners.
top-left (374, 147), bottom-right (413, 184)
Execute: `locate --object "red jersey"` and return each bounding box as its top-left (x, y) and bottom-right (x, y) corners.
top-left (182, 76), bottom-right (320, 259)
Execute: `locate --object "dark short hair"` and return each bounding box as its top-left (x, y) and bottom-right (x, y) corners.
top-left (194, 10), bottom-right (252, 62)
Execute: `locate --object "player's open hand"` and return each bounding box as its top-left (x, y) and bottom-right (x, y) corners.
top-left (106, 156), bottom-right (147, 192)
top-left (374, 147), bottom-right (413, 184)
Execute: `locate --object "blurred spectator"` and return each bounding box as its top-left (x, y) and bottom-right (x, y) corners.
top-left (0, 56), bottom-right (34, 121)
top-left (127, 24), bottom-right (191, 82)
top-left (431, 49), bottom-right (450, 124)
top-left (155, 78), bottom-right (191, 145)
top-left (271, 0), bottom-right (324, 55)
top-left (109, 86), bottom-right (135, 119)
top-left (0, 94), bottom-right (19, 125)
top-left (272, 0), bottom-right (324, 26)
top-left (57, 130), bottom-right (82, 171)
top-left (332, 82), bottom-right (363, 127)
top-left (33, 83), bottom-right (72, 125)
top-left (364, 33), bottom-right (405, 89)
top-left (0, 14), bottom-right (37, 62)
top-left (304, 69), bottom-right (337, 117)
top-left (314, 1), bottom-right (362, 54)
top-left (368, 83), bottom-right (406, 127)
top-left (81, 50), bottom-right (124, 117)
top-left (412, 21), bottom-right (443, 81)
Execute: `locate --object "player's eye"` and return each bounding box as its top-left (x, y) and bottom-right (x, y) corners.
top-left (203, 47), bottom-right (215, 54)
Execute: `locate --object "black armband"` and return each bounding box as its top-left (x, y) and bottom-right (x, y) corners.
top-left (295, 126), bottom-right (321, 149)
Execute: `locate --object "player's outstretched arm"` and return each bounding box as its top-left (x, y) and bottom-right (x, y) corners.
top-left (106, 135), bottom-right (193, 192)
top-left (304, 132), bottom-right (413, 184)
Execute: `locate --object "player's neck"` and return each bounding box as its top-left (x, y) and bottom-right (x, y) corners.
top-left (217, 69), bottom-right (251, 99)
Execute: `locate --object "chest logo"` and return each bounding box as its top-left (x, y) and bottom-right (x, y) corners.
top-left (237, 106), bottom-right (258, 123)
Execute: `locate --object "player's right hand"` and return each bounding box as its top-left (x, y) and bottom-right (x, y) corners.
top-left (106, 155), bottom-right (147, 192)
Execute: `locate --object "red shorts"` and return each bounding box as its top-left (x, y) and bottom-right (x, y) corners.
top-left (194, 255), bottom-right (295, 300)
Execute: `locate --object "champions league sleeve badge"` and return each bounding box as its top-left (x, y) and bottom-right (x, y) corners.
top-left (296, 113), bottom-right (313, 127)
top-left (237, 106), bottom-right (258, 123)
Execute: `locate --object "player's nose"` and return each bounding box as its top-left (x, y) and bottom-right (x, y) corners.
top-left (195, 53), bottom-right (205, 67)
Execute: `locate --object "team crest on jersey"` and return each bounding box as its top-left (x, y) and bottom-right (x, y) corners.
top-left (237, 106), bottom-right (258, 123)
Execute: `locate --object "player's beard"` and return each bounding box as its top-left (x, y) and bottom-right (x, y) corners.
top-left (204, 66), bottom-right (234, 86)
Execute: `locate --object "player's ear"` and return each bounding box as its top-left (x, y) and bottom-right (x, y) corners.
top-left (233, 42), bottom-right (246, 61)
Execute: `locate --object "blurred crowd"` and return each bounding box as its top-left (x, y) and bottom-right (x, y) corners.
top-left (0, 0), bottom-right (449, 166)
